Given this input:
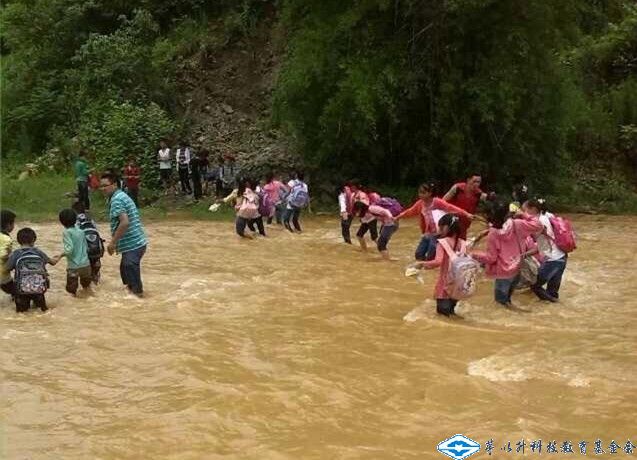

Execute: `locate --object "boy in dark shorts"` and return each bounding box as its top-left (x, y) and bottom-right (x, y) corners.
top-left (5, 228), bottom-right (59, 312)
top-left (58, 209), bottom-right (92, 295)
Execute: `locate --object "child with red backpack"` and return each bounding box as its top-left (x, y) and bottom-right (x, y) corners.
top-left (471, 202), bottom-right (543, 307)
top-left (353, 198), bottom-right (402, 260)
top-left (415, 214), bottom-right (480, 316)
top-left (522, 198), bottom-right (574, 302)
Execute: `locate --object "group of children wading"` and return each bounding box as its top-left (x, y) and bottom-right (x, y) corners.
top-left (2, 162), bottom-right (576, 318)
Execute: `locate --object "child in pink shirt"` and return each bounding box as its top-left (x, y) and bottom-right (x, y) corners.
top-left (415, 213), bottom-right (466, 316)
top-left (353, 201), bottom-right (398, 260)
top-left (471, 202), bottom-right (542, 306)
top-left (262, 173), bottom-right (289, 225)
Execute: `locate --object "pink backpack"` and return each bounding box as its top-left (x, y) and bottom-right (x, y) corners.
top-left (548, 215), bottom-right (577, 253)
top-left (439, 239), bottom-right (481, 300)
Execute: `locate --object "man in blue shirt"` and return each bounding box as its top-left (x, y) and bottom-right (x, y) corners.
top-left (100, 173), bottom-right (148, 297)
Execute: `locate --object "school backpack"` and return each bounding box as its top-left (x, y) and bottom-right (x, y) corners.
top-left (548, 215), bottom-right (577, 253)
top-left (78, 219), bottom-right (105, 259)
top-left (439, 239), bottom-right (481, 300)
top-left (258, 189), bottom-right (273, 217)
top-left (376, 197), bottom-right (403, 217)
top-left (15, 251), bottom-right (48, 295)
top-left (288, 182), bottom-right (309, 209)
top-left (237, 191), bottom-right (260, 219)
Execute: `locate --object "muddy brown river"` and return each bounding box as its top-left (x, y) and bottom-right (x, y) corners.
top-left (1, 215), bottom-right (636, 459)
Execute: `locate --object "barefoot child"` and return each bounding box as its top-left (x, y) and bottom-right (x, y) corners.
top-left (58, 209), bottom-right (92, 295)
top-left (5, 228), bottom-right (59, 312)
top-left (353, 200), bottom-right (399, 260)
top-left (471, 202), bottom-right (542, 307)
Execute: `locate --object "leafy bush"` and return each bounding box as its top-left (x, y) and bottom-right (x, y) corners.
top-left (78, 100), bottom-right (175, 189)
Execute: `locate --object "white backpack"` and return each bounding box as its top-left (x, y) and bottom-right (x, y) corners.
top-left (439, 239), bottom-right (481, 300)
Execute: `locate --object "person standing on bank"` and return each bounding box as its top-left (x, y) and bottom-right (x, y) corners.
top-left (99, 173), bottom-right (148, 297)
top-left (157, 140), bottom-right (173, 195)
top-left (123, 156), bottom-right (141, 207)
top-left (74, 150), bottom-right (91, 210)
top-left (176, 140), bottom-right (193, 195)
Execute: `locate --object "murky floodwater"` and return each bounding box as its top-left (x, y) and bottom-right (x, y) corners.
top-left (1, 215), bottom-right (636, 459)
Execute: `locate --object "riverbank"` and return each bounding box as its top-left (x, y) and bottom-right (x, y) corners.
top-left (2, 171), bottom-right (637, 221)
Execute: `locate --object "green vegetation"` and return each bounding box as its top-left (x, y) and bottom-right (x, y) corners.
top-left (0, 169), bottom-right (238, 222)
top-left (1, 0), bottom-right (636, 213)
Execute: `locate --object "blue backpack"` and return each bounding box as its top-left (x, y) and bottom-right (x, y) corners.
top-left (288, 182), bottom-right (309, 209)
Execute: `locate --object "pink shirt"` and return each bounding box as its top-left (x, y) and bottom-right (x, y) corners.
top-left (363, 205), bottom-right (394, 226)
top-left (263, 180), bottom-right (285, 204)
top-left (472, 214), bottom-right (542, 279)
top-left (423, 237), bottom-right (466, 299)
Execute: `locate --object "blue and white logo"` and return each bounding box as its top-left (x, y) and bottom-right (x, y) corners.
top-left (437, 434), bottom-right (481, 460)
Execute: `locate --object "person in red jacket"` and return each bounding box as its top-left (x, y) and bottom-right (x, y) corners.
top-left (442, 173), bottom-right (490, 239)
top-left (123, 157), bottom-right (141, 207)
top-left (396, 183), bottom-right (476, 261)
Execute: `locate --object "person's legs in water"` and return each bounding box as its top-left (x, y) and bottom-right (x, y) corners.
top-left (90, 258), bottom-right (101, 284)
top-left (15, 294), bottom-right (31, 313)
top-left (415, 234), bottom-right (438, 261)
top-left (494, 277), bottom-right (517, 306)
top-left (532, 258), bottom-right (566, 301)
top-left (436, 298), bottom-right (458, 316)
top-left (369, 219), bottom-right (379, 242)
top-left (33, 294), bottom-right (48, 312)
top-left (275, 204), bottom-right (284, 225)
top-left (79, 267), bottom-right (92, 291)
top-left (291, 208), bottom-right (302, 232)
top-left (341, 215), bottom-right (353, 244)
top-left (236, 216), bottom-right (251, 238)
top-left (283, 207), bottom-right (294, 232)
top-left (356, 222), bottom-right (371, 251)
top-left (256, 216), bottom-right (266, 236)
top-left (66, 270), bottom-right (80, 295)
top-left (377, 223), bottom-right (399, 260)
top-left (121, 246), bottom-right (146, 295)
top-left (546, 259), bottom-right (566, 299)
top-left (247, 219), bottom-right (257, 233)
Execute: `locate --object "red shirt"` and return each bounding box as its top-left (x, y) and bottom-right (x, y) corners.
top-left (124, 165), bottom-right (141, 189)
top-left (448, 182), bottom-right (482, 214)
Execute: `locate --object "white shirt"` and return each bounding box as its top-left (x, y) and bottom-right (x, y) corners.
top-left (538, 212), bottom-right (566, 261)
top-left (158, 148), bottom-right (172, 170)
top-left (176, 148), bottom-right (191, 169)
top-left (338, 192), bottom-right (347, 213)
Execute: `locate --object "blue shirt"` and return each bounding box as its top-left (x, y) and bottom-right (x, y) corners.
top-left (109, 189), bottom-right (147, 253)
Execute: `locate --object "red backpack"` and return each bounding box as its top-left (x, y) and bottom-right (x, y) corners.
top-left (548, 215), bottom-right (577, 253)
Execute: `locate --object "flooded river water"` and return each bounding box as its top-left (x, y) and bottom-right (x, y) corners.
top-left (1, 215), bottom-right (636, 459)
